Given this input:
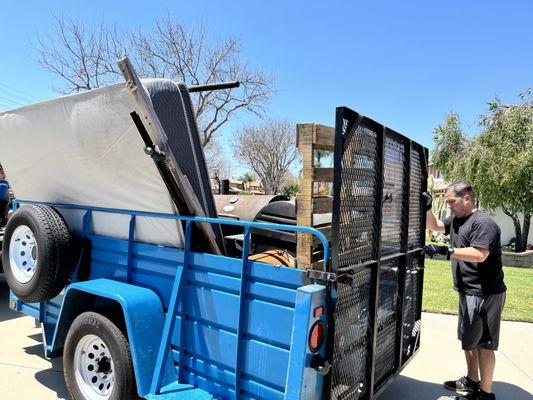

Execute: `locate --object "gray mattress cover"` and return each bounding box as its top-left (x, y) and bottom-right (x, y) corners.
top-left (0, 83), bottom-right (185, 247)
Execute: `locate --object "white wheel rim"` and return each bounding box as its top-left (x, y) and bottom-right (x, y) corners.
top-left (74, 334), bottom-right (115, 400)
top-left (9, 225), bottom-right (38, 284)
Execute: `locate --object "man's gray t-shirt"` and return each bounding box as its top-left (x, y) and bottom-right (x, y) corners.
top-left (443, 211), bottom-right (506, 296)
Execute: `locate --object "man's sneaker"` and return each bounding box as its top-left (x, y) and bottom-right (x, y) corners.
top-left (444, 376), bottom-right (480, 393)
top-left (451, 389), bottom-right (496, 400)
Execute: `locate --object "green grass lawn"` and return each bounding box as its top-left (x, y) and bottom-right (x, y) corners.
top-left (422, 258), bottom-right (533, 323)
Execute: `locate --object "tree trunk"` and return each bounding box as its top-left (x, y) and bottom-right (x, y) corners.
top-left (517, 214), bottom-right (531, 252)
top-left (503, 208), bottom-right (522, 252)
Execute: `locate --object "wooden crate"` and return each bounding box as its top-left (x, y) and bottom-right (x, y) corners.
top-left (296, 123), bottom-right (335, 269)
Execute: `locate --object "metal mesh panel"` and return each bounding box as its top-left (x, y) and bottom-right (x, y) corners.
top-left (330, 107), bottom-right (427, 399)
top-left (402, 255), bottom-right (422, 363)
top-left (381, 136), bottom-right (405, 256)
top-left (337, 122), bottom-right (380, 268)
top-left (408, 148), bottom-right (423, 249)
top-left (331, 269), bottom-right (372, 400)
top-left (331, 116), bottom-right (381, 400)
top-left (374, 259), bottom-right (399, 384)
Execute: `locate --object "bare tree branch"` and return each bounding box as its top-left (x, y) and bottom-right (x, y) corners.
top-left (232, 121), bottom-right (300, 195)
top-left (34, 15), bottom-right (275, 157)
top-left (204, 140), bottom-right (232, 180)
top-left (34, 15), bottom-right (125, 94)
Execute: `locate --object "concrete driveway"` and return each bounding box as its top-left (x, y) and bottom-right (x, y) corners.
top-left (0, 279), bottom-right (68, 399)
top-left (1, 279), bottom-right (532, 400)
top-left (380, 313), bottom-right (533, 400)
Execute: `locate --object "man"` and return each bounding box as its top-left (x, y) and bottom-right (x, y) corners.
top-left (0, 164), bottom-right (10, 228)
top-left (424, 181), bottom-right (506, 400)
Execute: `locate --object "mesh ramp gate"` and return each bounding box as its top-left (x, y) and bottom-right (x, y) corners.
top-left (327, 107), bottom-right (427, 400)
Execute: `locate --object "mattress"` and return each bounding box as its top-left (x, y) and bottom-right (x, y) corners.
top-left (143, 79), bottom-right (224, 250)
top-left (0, 78), bottom-right (221, 251)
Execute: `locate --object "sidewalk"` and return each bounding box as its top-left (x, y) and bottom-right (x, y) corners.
top-left (380, 313), bottom-right (533, 400)
top-left (1, 279), bottom-right (532, 399)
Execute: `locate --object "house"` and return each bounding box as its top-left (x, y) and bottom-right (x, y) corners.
top-left (229, 179), bottom-right (245, 191)
top-left (247, 181), bottom-right (264, 193)
top-left (230, 179), bottom-right (265, 194)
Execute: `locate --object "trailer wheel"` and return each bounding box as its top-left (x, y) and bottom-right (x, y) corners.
top-left (64, 312), bottom-right (138, 400)
top-left (1, 205), bottom-right (73, 302)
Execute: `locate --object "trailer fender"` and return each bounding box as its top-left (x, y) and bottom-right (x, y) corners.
top-left (50, 278), bottom-right (175, 397)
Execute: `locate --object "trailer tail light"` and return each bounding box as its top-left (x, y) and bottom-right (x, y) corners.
top-left (309, 321), bottom-right (324, 353)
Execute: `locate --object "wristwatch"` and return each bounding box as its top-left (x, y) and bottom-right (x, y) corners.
top-left (447, 247), bottom-right (455, 259)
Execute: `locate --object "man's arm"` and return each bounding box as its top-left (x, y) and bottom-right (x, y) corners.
top-left (450, 247), bottom-right (489, 263)
top-left (451, 219), bottom-right (497, 263)
top-left (426, 210), bottom-right (446, 234)
top-left (422, 192), bottom-right (446, 233)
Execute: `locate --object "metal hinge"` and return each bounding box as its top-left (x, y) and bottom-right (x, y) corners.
top-left (144, 145), bottom-right (166, 162)
top-left (306, 269), bottom-right (337, 283)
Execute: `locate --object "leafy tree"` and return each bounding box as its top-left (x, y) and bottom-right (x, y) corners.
top-left (239, 171), bottom-right (256, 184)
top-left (431, 112), bottom-right (470, 179)
top-left (426, 175), bottom-right (447, 242)
top-left (282, 181), bottom-right (301, 198)
top-left (432, 90), bottom-right (533, 252)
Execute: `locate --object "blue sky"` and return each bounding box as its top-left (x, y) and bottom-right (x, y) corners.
top-left (1, 0), bottom-right (531, 172)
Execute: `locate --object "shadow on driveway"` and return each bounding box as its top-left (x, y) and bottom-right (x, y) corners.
top-left (24, 327), bottom-right (69, 399)
top-left (0, 279), bottom-right (21, 323)
top-left (34, 365), bottom-right (69, 400)
top-left (380, 375), bottom-right (533, 400)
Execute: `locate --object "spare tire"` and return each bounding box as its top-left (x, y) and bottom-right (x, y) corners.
top-left (1, 205), bottom-right (73, 303)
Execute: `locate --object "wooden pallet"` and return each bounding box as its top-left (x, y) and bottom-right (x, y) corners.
top-left (296, 123), bottom-right (335, 269)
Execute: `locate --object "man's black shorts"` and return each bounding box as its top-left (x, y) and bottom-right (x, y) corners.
top-left (458, 292), bottom-right (506, 351)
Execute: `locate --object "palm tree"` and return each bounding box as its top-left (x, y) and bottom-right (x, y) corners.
top-left (239, 171), bottom-right (256, 190)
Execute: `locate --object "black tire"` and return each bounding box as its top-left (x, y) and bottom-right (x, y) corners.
top-left (1, 205), bottom-right (73, 302)
top-left (64, 312), bottom-right (137, 400)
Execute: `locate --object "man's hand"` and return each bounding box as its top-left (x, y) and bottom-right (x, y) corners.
top-left (421, 192), bottom-right (432, 211)
top-left (424, 244), bottom-right (449, 258)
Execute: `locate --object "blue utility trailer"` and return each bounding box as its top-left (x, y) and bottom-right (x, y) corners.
top-left (1, 59), bottom-right (428, 400)
top-left (8, 201), bottom-right (331, 400)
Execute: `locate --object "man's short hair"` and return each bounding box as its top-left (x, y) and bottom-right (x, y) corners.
top-left (446, 181), bottom-right (475, 198)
